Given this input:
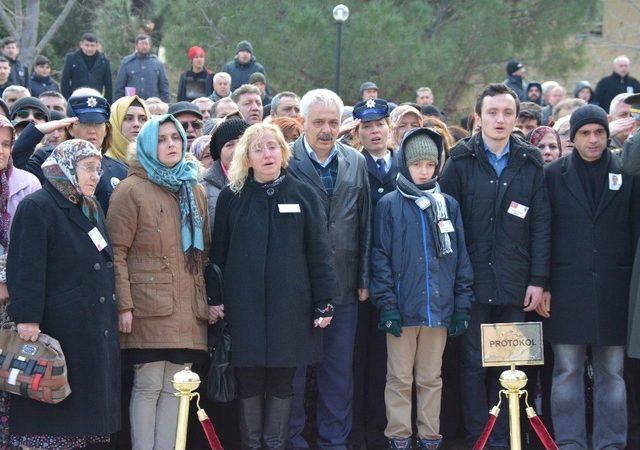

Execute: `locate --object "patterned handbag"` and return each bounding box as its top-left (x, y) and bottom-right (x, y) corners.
top-left (0, 322), bottom-right (71, 404)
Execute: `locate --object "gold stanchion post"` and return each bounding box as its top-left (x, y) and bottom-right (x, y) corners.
top-left (173, 366), bottom-right (201, 450)
top-left (499, 364), bottom-right (528, 450)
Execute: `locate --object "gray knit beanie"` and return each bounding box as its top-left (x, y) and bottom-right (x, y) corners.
top-left (404, 133), bottom-right (439, 167)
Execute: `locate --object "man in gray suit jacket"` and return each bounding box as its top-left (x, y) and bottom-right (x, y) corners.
top-left (287, 89), bottom-right (371, 450)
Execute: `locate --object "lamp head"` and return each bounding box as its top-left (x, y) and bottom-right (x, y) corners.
top-left (333, 4), bottom-right (349, 23)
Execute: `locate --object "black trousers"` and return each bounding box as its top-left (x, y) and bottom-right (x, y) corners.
top-left (627, 357), bottom-right (640, 450)
top-left (236, 366), bottom-right (297, 399)
top-left (351, 300), bottom-right (387, 449)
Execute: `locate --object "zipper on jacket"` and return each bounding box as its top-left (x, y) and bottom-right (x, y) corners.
top-left (419, 211), bottom-right (432, 326)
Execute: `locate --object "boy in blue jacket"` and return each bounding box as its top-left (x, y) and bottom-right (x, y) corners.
top-left (371, 127), bottom-right (474, 450)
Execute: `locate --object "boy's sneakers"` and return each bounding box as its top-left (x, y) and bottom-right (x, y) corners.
top-left (388, 437), bottom-right (413, 450)
top-left (416, 438), bottom-right (443, 449)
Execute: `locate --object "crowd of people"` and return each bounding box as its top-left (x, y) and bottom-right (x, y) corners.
top-left (0, 30), bottom-right (638, 450)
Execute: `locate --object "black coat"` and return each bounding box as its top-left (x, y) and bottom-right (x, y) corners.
top-left (594, 72), bottom-right (640, 113)
top-left (6, 183), bottom-right (120, 436)
top-left (7, 57), bottom-right (28, 87)
top-left (504, 75), bottom-right (526, 101)
top-left (288, 138), bottom-right (372, 305)
top-left (362, 149), bottom-right (398, 209)
top-left (440, 134), bottom-right (551, 306)
top-left (177, 68), bottom-right (213, 102)
top-left (210, 172), bottom-right (337, 367)
top-left (60, 49), bottom-right (113, 102)
top-left (544, 151), bottom-right (640, 345)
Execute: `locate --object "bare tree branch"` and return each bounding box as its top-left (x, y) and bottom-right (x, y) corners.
top-left (0, 1), bottom-right (18, 37)
top-left (195, 3), bottom-right (230, 46)
top-left (24, 0), bottom-right (39, 48)
top-left (14, 0), bottom-right (23, 37)
top-left (34, 0), bottom-right (76, 55)
top-left (425, 0), bottom-right (452, 39)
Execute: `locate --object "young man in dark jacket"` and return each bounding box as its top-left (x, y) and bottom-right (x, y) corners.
top-left (503, 59), bottom-right (526, 101)
top-left (28, 56), bottom-right (59, 98)
top-left (373, 127), bottom-right (474, 450)
top-left (439, 83), bottom-right (551, 449)
top-left (222, 41), bottom-right (266, 91)
top-left (60, 33), bottom-right (113, 102)
top-left (1, 37), bottom-right (28, 87)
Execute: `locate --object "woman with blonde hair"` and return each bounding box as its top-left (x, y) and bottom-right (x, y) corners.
top-left (209, 123), bottom-right (337, 450)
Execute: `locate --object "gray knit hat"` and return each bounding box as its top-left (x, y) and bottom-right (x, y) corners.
top-left (404, 133), bottom-right (439, 167)
top-left (236, 40), bottom-right (254, 54)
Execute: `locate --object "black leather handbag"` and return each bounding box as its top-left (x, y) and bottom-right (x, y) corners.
top-left (204, 263), bottom-right (236, 402)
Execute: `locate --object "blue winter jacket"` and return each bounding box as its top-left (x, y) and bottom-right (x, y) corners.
top-left (371, 190), bottom-right (475, 327)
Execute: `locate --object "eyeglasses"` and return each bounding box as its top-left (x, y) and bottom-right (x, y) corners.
top-left (180, 120), bottom-right (203, 131)
top-left (76, 163), bottom-right (103, 177)
top-left (15, 109), bottom-right (47, 121)
top-left (250, 145), bottom-right (281, 155)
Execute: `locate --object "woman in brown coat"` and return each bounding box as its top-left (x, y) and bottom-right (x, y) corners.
top-left (106, 114), bottom-right (212, 450)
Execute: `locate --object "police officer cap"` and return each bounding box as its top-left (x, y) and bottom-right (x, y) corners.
top-left (353, 98), bottom-right (390, 122)
top-left (67, 95), bottom-right (110, 124)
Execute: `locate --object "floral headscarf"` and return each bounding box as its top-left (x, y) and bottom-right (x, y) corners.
top-left (42, 139), bottom-right (103, 224)
top-left (0, 116), bottom-right (14, 250)
top-left (136, 115), bottom-right (204, 267)
top-left (529, 126), bottom-right (562, 150)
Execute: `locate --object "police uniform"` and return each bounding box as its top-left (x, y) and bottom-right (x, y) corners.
top-left (351, 98), bottom-right (394, 450)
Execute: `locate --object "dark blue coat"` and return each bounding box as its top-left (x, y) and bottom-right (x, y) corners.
top-left (28, 74), bottom-right (59, 98)
top-left (371, 190), bottom-right (474, 327)
top-left (362, 149), bottom-right (398, 209)
top-left (222, 56), bottom-right (265, 91)
top-left (7, 183), bottom-right (120, 436)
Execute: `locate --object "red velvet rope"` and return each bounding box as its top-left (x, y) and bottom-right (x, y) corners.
top-left (472, 406), bottom-right (500, 450)
top-left (526, 407), bottom-right (558, 450)
top-left (197, 408), bottom-right (224, 450)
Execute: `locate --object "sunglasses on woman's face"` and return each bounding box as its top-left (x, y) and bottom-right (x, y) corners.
top-left (180, 120), bottom-right (203, 131)
top-left (15, 109), bottom-right (47, 122)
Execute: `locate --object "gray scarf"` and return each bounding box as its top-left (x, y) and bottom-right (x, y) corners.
top-left (396, 173), bottom-right (453, 257)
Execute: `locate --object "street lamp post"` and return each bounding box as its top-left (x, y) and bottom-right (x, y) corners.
top-left (333, 4), bottom-right (349, 96)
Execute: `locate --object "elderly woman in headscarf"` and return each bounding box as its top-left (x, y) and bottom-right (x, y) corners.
top-left (105, 95), bottom-right (150, 163)
top-left (106, 115), bottom-right (213, 449)
top-left (529, 126), bottom-right (562, 165)
top-left (7, 139), bottom-right (120, 449)
top-left (190, 134), bottom-right (213, 169)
